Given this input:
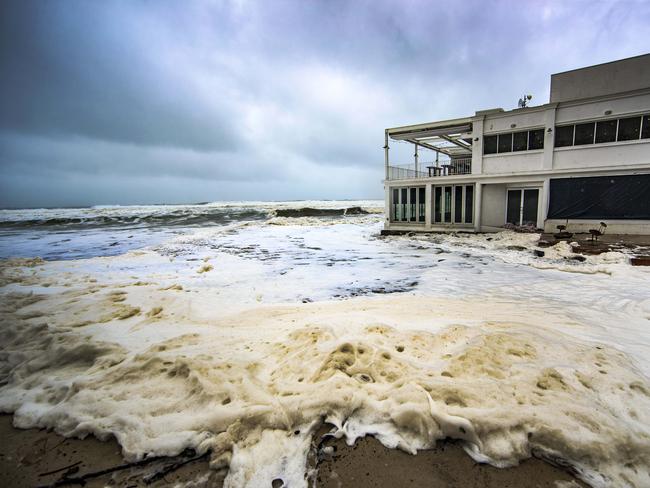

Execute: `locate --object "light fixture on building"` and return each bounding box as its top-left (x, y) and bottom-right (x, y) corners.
top-left (547, 127), bottom-right (553, 133)
top-left (604, 110), bottom-right (613, 115)
top-left (510, 123), bottom-right (517, 128)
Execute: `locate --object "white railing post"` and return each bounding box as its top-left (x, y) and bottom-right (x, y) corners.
top-left (384, 131), bottom-right (389, 181)
top-left (414, 143), bottom-right (419, 175)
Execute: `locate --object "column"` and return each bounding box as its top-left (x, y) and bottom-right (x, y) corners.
top-left (384, 130), bottom-right (390, 181)
top-left (474, 182), bottom-right (482, 232)
top-left (540, 178), bottom-right (550, 231)
top-left (471, 116), bottom-right (484, 175)
top-left (542, 104), bottom-right (557, 171)
top-left (414, 143), bottom-right (419, 175)
top-left (425, 184), bottom-right (432, 230)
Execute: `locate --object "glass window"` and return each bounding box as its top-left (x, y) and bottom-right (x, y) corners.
top-left (392, 189), bottom-right (399, 221)
top-left (400, 188), bottom-right (407, 221)
top-left (642, 115), bottom-right (650, 139)
top-left (574, 122), bottom-right (595, 145)
top-left (595, 119), bottom-right (617, 144)
top-left (464, 186), bottom-right (473, 223)
top-left (483, 135), bottom-right (497, 154)
top-left (409, 188), bottom-right (417, 222)
top-left (434, 187), bottom-right (442, 223)
top-left (618, 116), bottom-right (641, 141)
top-left (444, 187), bottom-right (452, 223)
top-left (418, 187), bottom-right (425, 222)
top-left (528, 129), bottom-right (544, 150)
top-left (506, 190), bottom-right (522, 225)
top-left (555, 125), bottom-right (574, 147)
top-left (497, 133), bottom-right (512, 153)
top-left (454, 186), bottom-right (463, 223)
top-left (513, 131), bottom-right (528, 151)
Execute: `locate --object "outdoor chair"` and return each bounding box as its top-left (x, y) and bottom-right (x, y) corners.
top-left (589, 222), bottom-right (607, 242)
top-left (554, 220), bottom-right (573, 240)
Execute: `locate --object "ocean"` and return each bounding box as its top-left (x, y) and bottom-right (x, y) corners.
top-left (1, 200), bottom-right (649, 487)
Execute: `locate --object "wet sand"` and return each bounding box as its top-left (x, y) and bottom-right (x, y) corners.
top-left (0, 415), bottom-right (585, 487)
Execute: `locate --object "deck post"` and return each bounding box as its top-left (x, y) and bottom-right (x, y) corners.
top-left (425, 183), bottom-right (432, 229)
top-left (414, 143), bottom-right (419, 175)
top-left (474, 182), bottom-right (482, 232)
top-left (384, 130), bottom-right (389, 180)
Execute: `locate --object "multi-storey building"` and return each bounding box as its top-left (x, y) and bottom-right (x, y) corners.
top-left (383, 54), bottom-right (650, 235)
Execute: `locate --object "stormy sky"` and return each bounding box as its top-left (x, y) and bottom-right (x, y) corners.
top-left (1, 1), bottom-right (649, 208)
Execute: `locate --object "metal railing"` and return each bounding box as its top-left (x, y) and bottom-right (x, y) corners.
top-left (387, 164), bottom-right (428, 180)
top-left (387, 158), bottom-right (472, 180)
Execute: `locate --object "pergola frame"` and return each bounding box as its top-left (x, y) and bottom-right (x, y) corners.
top-left (384, 117), bottom-right (473, 177)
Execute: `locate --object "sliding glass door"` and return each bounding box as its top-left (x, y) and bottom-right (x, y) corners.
top-left (432, 184), bottom-right (474, 225)
top-left (506, 188), bottom-right (539, 226)
top-left (391, 186), bottom-right (426, 223)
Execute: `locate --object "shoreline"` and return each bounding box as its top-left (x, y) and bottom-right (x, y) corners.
top-left (0, 415), bottom-right (586, 487)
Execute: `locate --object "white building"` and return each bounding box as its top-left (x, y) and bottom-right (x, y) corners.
top-left (383, 54), bottom-right (650, 235)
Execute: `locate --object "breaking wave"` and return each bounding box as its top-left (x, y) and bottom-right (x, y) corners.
top-left (272, 206), bottom-right (371, 218)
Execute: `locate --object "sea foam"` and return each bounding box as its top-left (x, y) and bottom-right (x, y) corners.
top-left (1, 221), bottom-right (649, 487)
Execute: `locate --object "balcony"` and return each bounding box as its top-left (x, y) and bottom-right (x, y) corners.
top-left (387, 158), bottom-right (472, 180)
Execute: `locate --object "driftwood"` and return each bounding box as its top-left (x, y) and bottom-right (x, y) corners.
top-left (37, 449), bottom-right (209, 487)
top-left (38, 461), bottom-right (81, 477)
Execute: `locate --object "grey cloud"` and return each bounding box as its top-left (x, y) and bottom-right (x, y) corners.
top-left (0, 1), bottom-right (240, 152)
top-left (1, 0), bottom-right (649, 208)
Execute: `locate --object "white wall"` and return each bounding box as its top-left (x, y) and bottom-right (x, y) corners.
top-left (544, 219), bottom-right (650, 235)
top-left (550, 54), bottom-right (650, 103)
top-left (480, 184), bottom-right (506, 228)
top-left (553, 141), bottom-right (650, 170)
top-left (483, 152), bottom-right (544, 174)
top-left (483, 108), bottom-right (547, 133)
top-left (555, 92), bottom-right (650, 124)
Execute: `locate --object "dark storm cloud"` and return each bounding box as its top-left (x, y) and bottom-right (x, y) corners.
top-left (1, 0), bottom-right (649, 207)
top-left (0, 1), bottom-right (239, 151)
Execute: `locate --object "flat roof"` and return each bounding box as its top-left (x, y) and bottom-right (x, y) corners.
top-left (386, 116), bottom-right (472, 136)
top-left (551, 52), bottom-right (650, 77)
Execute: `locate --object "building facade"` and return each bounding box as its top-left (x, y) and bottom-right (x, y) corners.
top-left (383, 54), bottom-right (650, 235)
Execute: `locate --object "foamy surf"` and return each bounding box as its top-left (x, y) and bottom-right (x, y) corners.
top-left (1, 207), bottom-right (650, 487)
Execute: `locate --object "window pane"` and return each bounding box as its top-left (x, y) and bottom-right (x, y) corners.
top-left (497, 133), bottom-right (512, 153)
top-left (574, 122), bottom-right (595, 145)
top-left (454, 186), bottom-right (463, 223)
top-left (484, 135), bottom-right (497, 154)
top-left (522, 189), bottom-right (539, 226)
top-left (400, 188), bottom-right (407, 221)
top-left (434, 187), bottom-right (442, 223)
top-left (642, 115), bottom-right (650, 139)
top-left (444, 187), bottom-right (452, 223)
top-left (528, 129), bottom-right (544, 150)
top-left (506, 190), bottom-right (521, 225)
top-left (595, 119), bottom-right (617, 144)
top-left (464, 185), bottom-right (473, 223)
top-left (418, 187), bottom-right (425, 222)
top-left (409, 188), bottom-right (416, 222)
top-left (513, 131), bottom-right (528, 151)
top-left (618, 116), bottom-right (641, 141)
top-left (392, 189), bottom-right (399, 221)
top-left (555, 125), bottom-right (574, 147)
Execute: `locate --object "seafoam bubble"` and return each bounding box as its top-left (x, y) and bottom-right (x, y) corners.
top-left (1, 262), bottom-right (650, 488)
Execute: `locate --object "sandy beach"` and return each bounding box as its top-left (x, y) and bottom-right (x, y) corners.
top-left (0, 415), bottom-right (586, 487)
top-left (1, 203), bottom-right (649, 487)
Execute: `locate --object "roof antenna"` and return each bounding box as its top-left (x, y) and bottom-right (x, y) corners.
top-left (518, 94), bottom-right (532, 108)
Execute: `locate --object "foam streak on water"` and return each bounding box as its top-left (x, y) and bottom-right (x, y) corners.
top-left (1, 201), bottom-right (649, 487)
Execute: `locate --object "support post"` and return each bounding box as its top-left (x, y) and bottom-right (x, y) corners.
top-left (384, 130), bottom-right (390, 181)
top-left (542, 104), bottom-right (557, 171)
top-left (425, 184), bottom-right (432, 229)
top-left (474, 183), bottom-right (482, 232)
top-left (540, 178), bottom-right (550, 231)
top-left (414, 143), bottom-right (419, 175)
